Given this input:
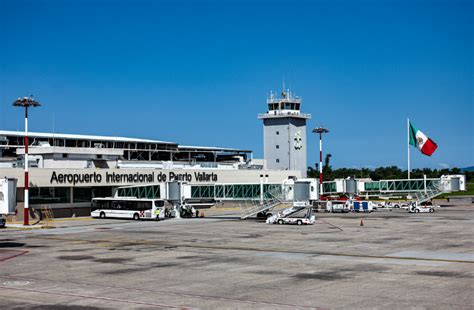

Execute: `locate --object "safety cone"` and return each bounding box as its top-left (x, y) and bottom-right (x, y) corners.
top-left (360, 219), bottom-right (364, 226)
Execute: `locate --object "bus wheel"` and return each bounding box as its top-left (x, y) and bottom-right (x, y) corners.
top-left (100, 212), bottom-right (106, 219)
top-left (278, 219), bottom-right (284, 225)
top-left (297, 220), bottom-right (303, 226)
top-left (133, 213), bottom-right (140, 220)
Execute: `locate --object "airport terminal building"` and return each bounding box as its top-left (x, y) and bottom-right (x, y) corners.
top-left (0, 91), bottom-right (310, 218)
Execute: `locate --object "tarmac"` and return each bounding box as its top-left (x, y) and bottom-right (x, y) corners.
top-left (0, 204), bottom-right (473, 309)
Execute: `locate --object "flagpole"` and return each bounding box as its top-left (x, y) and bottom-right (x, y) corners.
top-left (407, 118), bottom-right (410, 179)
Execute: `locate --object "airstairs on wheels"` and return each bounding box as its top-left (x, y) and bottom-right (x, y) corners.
top-left (414, 182), bottom-right (446, 204)
top-left (240, 188), bottom-right (288, 219)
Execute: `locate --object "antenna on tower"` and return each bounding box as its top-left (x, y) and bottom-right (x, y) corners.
top-left (282, 78), bottom-right (286, 98)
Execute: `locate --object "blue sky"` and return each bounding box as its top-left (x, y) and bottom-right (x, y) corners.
top-left (0, 0), bottom-right (472, 169)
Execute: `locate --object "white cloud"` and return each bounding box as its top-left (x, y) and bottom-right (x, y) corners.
top-left (438, 163), bottom-right (450, 169)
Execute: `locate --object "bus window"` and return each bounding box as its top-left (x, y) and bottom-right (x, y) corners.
top-left (93, 200), bottom-right (110, 211)
top-left (132, 201), bottom-right (152, 211)
top-left (154, 200), bottom-right (164, 208)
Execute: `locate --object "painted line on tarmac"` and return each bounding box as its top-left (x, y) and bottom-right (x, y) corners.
top-left (4, 227), bottom-right (45, 231)
top-left (0, 285), bottom-right (185, 309)
top-left (25, 235), bottom-right (474, 264)
top-left (0, 275), bottom-right (327, 310)
top-left (174, 243), bottom-right (474, 264)
top-left (0, 250), bottom-right (28, 262)
top-left (9, 217), bottom-right (94, 225)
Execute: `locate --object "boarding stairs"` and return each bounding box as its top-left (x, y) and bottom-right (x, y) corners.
top-left (41, 206), bottom-right (55, 228)
top-left (414, 182), bottom-right (446, 204)
top-left (240, 188), bottom-right (288, 219)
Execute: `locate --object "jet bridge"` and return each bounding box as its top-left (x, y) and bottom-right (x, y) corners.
top-left (322, 175), bottom-right (466, 198)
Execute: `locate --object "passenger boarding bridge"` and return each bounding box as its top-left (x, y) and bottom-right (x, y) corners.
top-left (114, 175), bottom-right (465, 219)
top-left (323, 178), bottom-right (442, 195)
top-left (116, 183), bottom-right (283, 200)
top-left (115, 175), bottom-right (465, 202)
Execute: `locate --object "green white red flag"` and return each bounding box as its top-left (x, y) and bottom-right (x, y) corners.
top-left (409, 121), bottom-right (438, 156)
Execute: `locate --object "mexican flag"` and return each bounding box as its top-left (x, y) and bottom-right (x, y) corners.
top-left (409, 121), bottom-right (438, 156)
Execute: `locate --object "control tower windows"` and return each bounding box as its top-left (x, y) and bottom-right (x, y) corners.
top-left (268, 103), bottom-right (279, 111)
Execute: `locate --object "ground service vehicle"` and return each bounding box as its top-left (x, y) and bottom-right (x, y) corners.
top-left (267, 203), bottom-right (316, 225)
top-left (326, 200), bottom-right (351, 213)
top-left (0, 178), bottom-right (17, 228)
top-left (179, 204), bottom-right (197, 218)
top-left (353, 201), bottom-right (374, 213)
top-left (408, 201), bottom-right (435, 213)
top-left (91, 198), bottom-right (166, 220)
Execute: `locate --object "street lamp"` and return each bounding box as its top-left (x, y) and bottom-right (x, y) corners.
top-left (312, 126), bottom-right (329, 196)
top-left (13, 96), bottom-right (41, 226)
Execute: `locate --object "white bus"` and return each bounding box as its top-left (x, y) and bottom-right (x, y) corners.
top-left (91, 197), bottom-right (166, 220)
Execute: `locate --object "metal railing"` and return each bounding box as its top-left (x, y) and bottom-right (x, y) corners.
top-left (415, 182), bottom-right (446, 204)
top-left (240, 187), bottom-right (289, 219)
top-left (258, 112), bottom-right (311, 119)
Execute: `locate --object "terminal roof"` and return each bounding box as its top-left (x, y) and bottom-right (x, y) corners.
top-left (0, 130), bottom-right (176, 145)
top-left (178, 145), bottom-right (252, 153)
top-left (0, 130), bottom-right (251, 154)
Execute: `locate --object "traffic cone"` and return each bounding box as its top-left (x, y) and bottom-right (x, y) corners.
top-left (360, 219), bottom-right (364, 226)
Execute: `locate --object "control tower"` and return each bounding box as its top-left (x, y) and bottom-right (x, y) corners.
top-left (258, 89), bottom-right (311, 177)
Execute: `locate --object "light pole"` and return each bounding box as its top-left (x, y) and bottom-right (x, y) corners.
top-left (13, 96), bottom-right (41, 226)
top-left (312, 126), bottom-right (329, 196)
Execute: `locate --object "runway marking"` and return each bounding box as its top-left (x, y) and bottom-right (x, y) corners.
top-left (27, 235), bottom-right (474, 264)
top-left (0, 250), bottom-right (28, 262)
top-left (9, 217), bottom-right (94, 224)
top-left (0, 285), bottom-right (185, 309)
top-left (0, 275), bottom-right (327, 309)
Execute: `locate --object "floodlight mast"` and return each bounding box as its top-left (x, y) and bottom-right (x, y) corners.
top-left (312, 126), bottom-right (329, 196)
top-left (12, 96), bottom-right (41, 226)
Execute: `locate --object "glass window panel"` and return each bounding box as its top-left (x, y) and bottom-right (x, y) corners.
top-left (73, 187), bottom-right (92, 203)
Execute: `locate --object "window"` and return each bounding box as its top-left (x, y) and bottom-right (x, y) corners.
top-left (73, 187), bottom-right (92, 203)
top-left (276, 159), bottom-right (280, 163)
top-left (62, 154), bottom-right (68, 158)
top-left (276, 145), bottom-right (279, 149)
top-left (30, 187), bottom-right (70, 204)
top-left (276, 131), bottom-right (279, 135)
